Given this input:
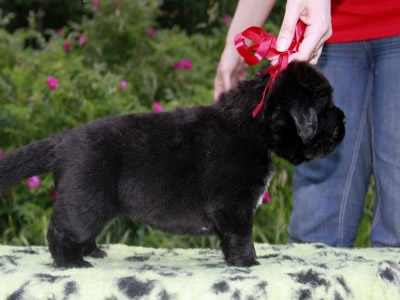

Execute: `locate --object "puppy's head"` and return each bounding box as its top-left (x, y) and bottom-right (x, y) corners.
top-left (265, 61), bottom-right (345, 165)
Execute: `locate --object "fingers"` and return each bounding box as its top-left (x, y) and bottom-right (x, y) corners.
top-left (214, 62), bottom-right (248, 101)
top-left (309, 45), bottom-right (323, 64)
top-left (214, 47), bottom-right (248, 102)
top-left (277, 0), bottom-right (303, 52)
top-left (213, 76), bottom-right (225, 101)
top-left (277, 0), bottom-right (331, 62)
top-left (213, 66), bottom-right (233, 102)
top-left (289, 17), bottom-right (331, 62)
top-left (221, 69), bottom-right (232, 93)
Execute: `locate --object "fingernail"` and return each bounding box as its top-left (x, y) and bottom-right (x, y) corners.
top-left (277, 37), bottom-right (289, 52)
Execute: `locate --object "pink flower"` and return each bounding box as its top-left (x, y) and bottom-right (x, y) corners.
top-left (0, 149), bottom-right (3, 158)
top-left (153, 101), bottom-right (163, 112)
top-left (119, 80), bottom-right (127, 90)
top-left (262, 191), bottom-right (271, 204)
top-left (46, 76), bottom-right (59, 90)
top-left (173, 58), bottom-right (193, 70)
top-left (78, 35), bottom-right (87, 46)
top-left (56, 29), bottom-right (62, 37)
top-left (50, 188), bottom-right (57, 202)
top-left (147, 28), bottom-right (157, 37)
top-left (27, 176), bottom-right (41, 190)
top-left (92, 0), bottom-right (101, 10)
top-left (223, 16), bottom-right (232, 25)
top-left (63, 40), bottom-right (71, 52)
top-left (216, 61), bottom-right (220, 68)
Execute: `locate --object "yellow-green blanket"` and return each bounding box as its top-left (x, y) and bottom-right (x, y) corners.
top-left (1, 243), bottom-right (400, 299)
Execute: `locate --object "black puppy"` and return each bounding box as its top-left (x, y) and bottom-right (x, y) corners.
top-left (0, 62), bottom-right (345, 268)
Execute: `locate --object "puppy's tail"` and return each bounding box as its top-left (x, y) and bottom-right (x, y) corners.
top-left (0, 135), bottom-right (60, 195)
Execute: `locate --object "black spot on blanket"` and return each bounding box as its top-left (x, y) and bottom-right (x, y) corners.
top-left (139, 264), bottom-right (157, 272)
top-left (118, 276), bottom-right (156, 298)
top-left (334, 292), bottom-right (344, 300)
top-left (139, 264), bottom-right (180, 272)
top-left (64, 281), bottom-right (78, 298)
top-left (229, 275), bottom-right (257, 281)
top-left (253, 281), bottom-right (268, 298)
top-left (232, 289), bottom-right (241, 300)
top-left (336, 276), bottom-right (351, 295)
top-left (158, 289), bottom-right (170, 300)
top-left (229, 268), bottom-right (251, 274)
top-left (259, 254), bottom-right (279, 259)
top-left (282, 255), bottom-right (294, 260)
top-left (203, 263), bottom-right (226, 269)
top-left (298, 289), bottom-right (311, 300)
top-left (35, 273), bottom-right (69, 283)
top-left (125, 255), bottom-right (150, 262)
top-left (277, 244), bottom-right (294, 250)
top-left (282, 255), bottom-right (306, 264)
top-left (0, 255), bottom-right (20, 266)
top-left (379, 267), bottom-right (397, 283)
top-left (7, 281), bottom-right (29, 300)
top-left (290, 269), bottom-right (329, 288)
top-left (212, 281), bottom-right (229, 294)
top-left (314, 263), bottom-right (328, 269)
top-left (158, 272), bottom-right (177, 277)
top-left (13, 248), bottom-right (38, 255)
top-left (256, 281), bottom-right (267, 291)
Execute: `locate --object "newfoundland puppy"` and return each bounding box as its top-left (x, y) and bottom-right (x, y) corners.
top-left (0, 62), bottom-right (345, 268)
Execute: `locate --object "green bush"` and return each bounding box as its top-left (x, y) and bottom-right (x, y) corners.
top-left (0, 0), bottom-right (375, 249)
top-left (0, 0), bottom-right (85, 33)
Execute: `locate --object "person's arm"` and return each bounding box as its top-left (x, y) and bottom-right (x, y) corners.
top-left (214, 0), bottom-right (332, 101)
top-left (214, 0), bottom-right (275, 101)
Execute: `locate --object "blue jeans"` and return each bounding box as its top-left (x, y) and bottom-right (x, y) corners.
top-left (288, 35), bottom-right (400, 247)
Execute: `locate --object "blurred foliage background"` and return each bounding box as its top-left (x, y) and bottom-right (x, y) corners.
top-left (0, 0), bottom-right (374, 249)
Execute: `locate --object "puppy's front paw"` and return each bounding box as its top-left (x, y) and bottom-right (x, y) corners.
top-left (55, 259), bottom-right (94, 269)
top-left (82, 243), bottom-right (107, 258)
top-left (227, 256), bottom-right (260, 268)
top-left (87, 247), bottom-right (107, 259)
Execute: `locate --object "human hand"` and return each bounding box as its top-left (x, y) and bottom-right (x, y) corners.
top-left (213, 44), bottom-right (248, 101)
top-left (275, 0), bottom-right (331, 64)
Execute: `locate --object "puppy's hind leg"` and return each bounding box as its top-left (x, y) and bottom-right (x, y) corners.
top-left (47, 173), bottom-right (117, 268)
top-left (47, 222), bottom-right (93, 268)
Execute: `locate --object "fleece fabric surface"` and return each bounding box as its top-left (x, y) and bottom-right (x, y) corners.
top-left (1, 243), bottom-right (400, 299)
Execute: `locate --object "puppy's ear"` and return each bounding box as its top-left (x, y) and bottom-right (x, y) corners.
top-left (289, 105), bottom-right (318, 144)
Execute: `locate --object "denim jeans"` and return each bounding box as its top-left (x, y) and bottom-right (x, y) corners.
top-left (288, 35), bottom-right (400, 247)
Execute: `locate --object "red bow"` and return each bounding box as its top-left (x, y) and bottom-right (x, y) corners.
top-left (234, 21), bottom-right (306, 118)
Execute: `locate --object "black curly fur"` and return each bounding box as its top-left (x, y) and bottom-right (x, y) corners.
top-left (0, 62), bottom-right (345, 268)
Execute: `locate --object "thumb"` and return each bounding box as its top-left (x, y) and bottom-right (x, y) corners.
top-left (221, 69), bottom-right (232, 93)
top-left (277, 2), bottom-right (302, 52)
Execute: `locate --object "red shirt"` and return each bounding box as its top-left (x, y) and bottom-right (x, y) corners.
top-left (327, 0), bottom-right (400, 43)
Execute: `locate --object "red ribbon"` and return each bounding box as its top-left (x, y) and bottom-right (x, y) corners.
top-left (234, 21), bottom-right (306, 118)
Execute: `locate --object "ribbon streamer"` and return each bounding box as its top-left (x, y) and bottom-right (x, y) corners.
top-left (234, 21), bottom-right (306, 118)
